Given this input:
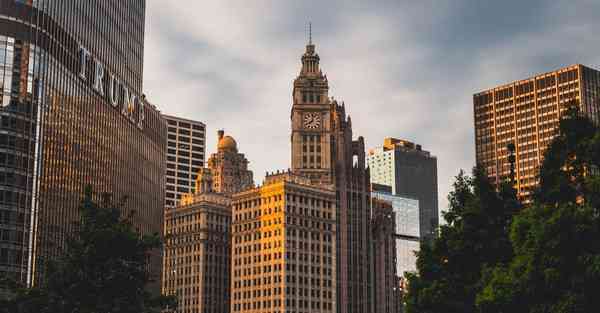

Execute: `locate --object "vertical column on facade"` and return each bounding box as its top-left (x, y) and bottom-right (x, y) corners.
top-left (492, 89), bottom-right (499, 184)
top-left (510, 84), bottom-right (519, 191)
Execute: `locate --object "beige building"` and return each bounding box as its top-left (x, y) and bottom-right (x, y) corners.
top-left (290, 39), bottom-right (372, 313)
top-left (230, 171), bottom-right (337, 313)
top-left (163, 131), bottom-right (253, 313)
top-left (208, 130), bottom-right (254, 195)
top-left (474, 64), bottom-right (600, 200)
top-left (163, 170), bottom-right (231, 313)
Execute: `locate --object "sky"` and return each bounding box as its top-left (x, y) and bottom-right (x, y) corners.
top-left (143, 0), bottom-right (600, 215)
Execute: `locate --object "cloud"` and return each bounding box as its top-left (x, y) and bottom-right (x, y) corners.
top-left (143, 0), bottom-right (600, 218)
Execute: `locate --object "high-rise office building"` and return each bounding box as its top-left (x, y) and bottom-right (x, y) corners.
top-left (0, 0), bottom-right (166, 289)
top-left (474, 64), bottom-right (600, 200)
top-left (230, 171), bottom-right (337, 313)
top-left (163, 130), bottom-right (253, 313)
top-left (368, 138), bottom-right (438, 239)
top-left (163, 169), bottom-right (232, 313)
top-left (290, 39), bottom-right (372, 313)
top-left (164, 115), bottom-right (206, 209)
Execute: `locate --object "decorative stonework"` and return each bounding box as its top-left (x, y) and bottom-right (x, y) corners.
top-left (207, 130), bottom-right (254, 194)
top-left (290, 41), bottom-right (373, 313)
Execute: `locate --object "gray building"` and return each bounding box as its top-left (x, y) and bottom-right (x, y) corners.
top-left (164, 115), bottom-right (206, 209)
top-left (368, 138), bottom-right (438, 239)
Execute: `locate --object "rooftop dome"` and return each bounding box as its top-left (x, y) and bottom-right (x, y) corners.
top-left (218, 135), bottom-right (237, 151)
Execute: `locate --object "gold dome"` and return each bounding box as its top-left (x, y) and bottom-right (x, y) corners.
top-left (218, 135), bottom-right (237, 151)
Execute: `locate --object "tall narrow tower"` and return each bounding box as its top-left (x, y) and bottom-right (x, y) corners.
top-left (290, 39), bottom-right (333, 183)
top-left (291, 39), bottom-right (373, 313)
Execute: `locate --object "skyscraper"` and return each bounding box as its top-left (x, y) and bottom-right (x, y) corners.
top-left (230, 171), bottom-right (337, 313)
top-left (0, 0), bottom-right (166, 289)
top-left (290, 39), bottom-right (372, 313)
top-left (473, 64), bottom-right (600, 200)
top-left (164, 114), bottom-right (206, 209)
top-left (163, 130), bottom-right (253, 313)
top-left (368, 138), bottom-right (438, 239)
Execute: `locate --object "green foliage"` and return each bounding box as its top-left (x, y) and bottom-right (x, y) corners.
top-left (405, 107), bottom-right (600, 313)
top-left (535, 107), bottom-right (599, 206)
top-left (477, 203), bottom-right (600, 313)
top-left (478, 107), bottom-right (600, 312)
top-left (1, 186), bottom-right (176, 313)
top-left (404, 168), bottom-right (519, 313)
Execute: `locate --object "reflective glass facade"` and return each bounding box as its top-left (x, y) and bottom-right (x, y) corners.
top-left (372, 191), bottom-right (420, 277)
top-left (0, 0), bottom-right (166, 291)
top-left (368, 139), bottom-right (439, 240)
top-left (372, 191), bottom-right (419, 238)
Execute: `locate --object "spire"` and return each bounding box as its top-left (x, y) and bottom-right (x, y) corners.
top-left (301, 23), bottom-right (319, 75)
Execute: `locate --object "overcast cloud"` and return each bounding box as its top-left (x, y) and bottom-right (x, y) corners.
top-left (143, 1), bottom-right (600, 216)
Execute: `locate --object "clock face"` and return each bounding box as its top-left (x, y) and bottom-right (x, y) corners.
top-left (303, 113), bottom-right (321, 129)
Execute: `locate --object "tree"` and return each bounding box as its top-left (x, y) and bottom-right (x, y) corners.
top-left (477, 108), bottom-right (600, 313)
top-left (2, 186), bottom-right (176, 313)
top-left (535, 106), bottom-right (599, 206)
top-left (404, 167), bottom-right (519, 313)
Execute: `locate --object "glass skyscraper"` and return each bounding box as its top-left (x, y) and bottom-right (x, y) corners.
top-left (0, 0), bottom-right (165, 291)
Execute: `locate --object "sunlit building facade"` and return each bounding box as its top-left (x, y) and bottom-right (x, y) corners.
top-left (163, 130), bottom-right (253, 313)
top-left (0, 0), bottom-right (166, 291)
top-left (290, 39), bottom-right (372, 313)
top-left (207, 130), bottom-right (253, 195)
top-left (231, 171), bottom-right (337, 313)
top-left (474, 64), bottom-right (600, 200)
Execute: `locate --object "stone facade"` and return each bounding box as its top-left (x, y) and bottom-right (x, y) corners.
top-left (290, 41), bottom-right (373, 313)
top-left (208, 130), bottom-right (254, 195)
top-left (163, 131), bottom-right (253, 313)
top-left (230, 171), bottom-right (337, 313)
top-left (372, 198), bottom-right (402, 313)
top-left (163, 170), bottom-right (232, 313)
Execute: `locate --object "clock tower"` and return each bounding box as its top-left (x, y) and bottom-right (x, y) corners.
top-left (290, 37), bottom-right (374, 313)
top-left (290, 39), bottom-right (333, 184)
